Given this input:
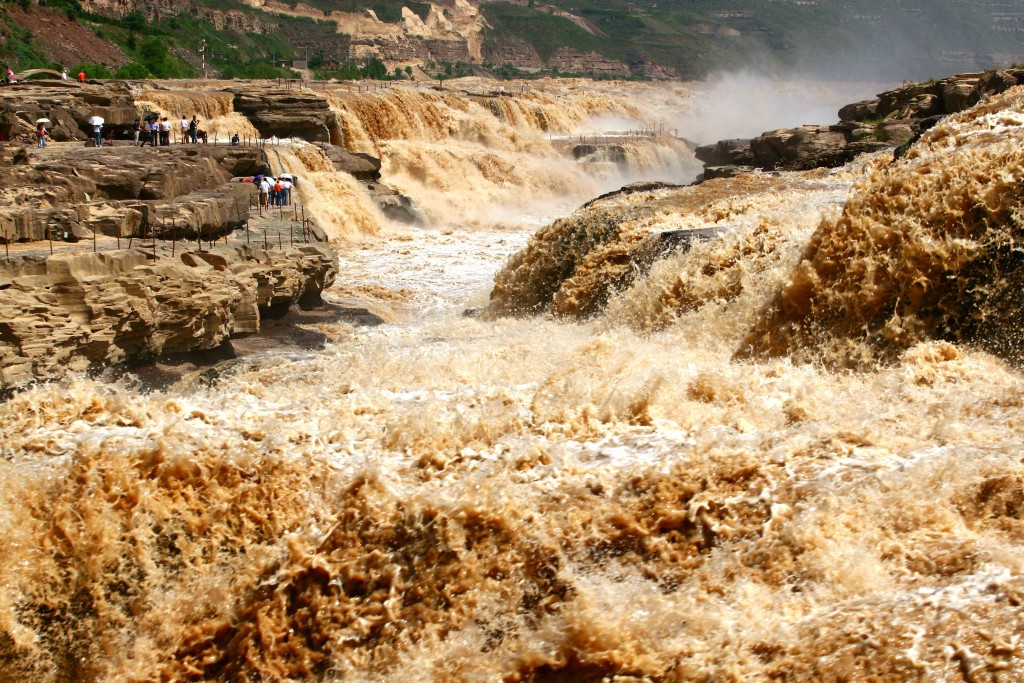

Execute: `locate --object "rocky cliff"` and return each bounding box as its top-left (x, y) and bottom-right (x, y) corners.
top-left (0, 242), bottom-right (337, 390)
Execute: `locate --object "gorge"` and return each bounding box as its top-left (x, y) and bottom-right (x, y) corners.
top-left (3, 71), bottom-right (1024, 682)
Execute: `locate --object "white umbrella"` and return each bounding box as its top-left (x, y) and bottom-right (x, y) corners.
top-left (35, 117), bottom-right (50, 124)
top-left (279, 173), bottom-right (295, 180)
top-left (88, 115), bottom-right (104, 126)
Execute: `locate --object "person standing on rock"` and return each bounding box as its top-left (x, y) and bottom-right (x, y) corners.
top-left (36, 122), bottom-right (46, 148)
top-left (146, 120), bottom-right (158, 147)
top-left (60, 68), bottom-right (68, 82)
top-left (180, 114), bottom-right (189, 143)
top-left (280, 177), bottom-right (292, 205)
top-left (160, 117), bottom-right (170, 146)
top-left (188, 115), bottom-right (198, 144)
top-left (258, 176), bottom-right (271, 208)
top-left (132, 118), bottom-right (142, 146)
top-left (78, 70), bottom-right (86, 83)
top-left (92, 121), bottom-right (102, 148)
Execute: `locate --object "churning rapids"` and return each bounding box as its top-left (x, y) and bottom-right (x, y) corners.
top-left (4, 77), bottom-right (1024, 682)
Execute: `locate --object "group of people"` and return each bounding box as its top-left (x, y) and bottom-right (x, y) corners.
top-left (255, 174), bottom-right (293, 207)
top-left (133, 115), bottom-right (205, 146)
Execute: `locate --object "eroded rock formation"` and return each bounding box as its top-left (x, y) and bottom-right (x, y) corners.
top-left (0, 241), bottom-right (337, 389)
top-left (0, 145), bottom-right (269, 242)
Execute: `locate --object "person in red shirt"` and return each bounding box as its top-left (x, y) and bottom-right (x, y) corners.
top-left (77, 70), bottom-right (86, 83)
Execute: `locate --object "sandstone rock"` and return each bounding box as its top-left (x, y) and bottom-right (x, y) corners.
top-left (229, 87), bottom-right (332, 142)
top-left (365, 182), bottom-right (424, 224)
top-left (838, 100), bottom-right (878, 122)
top-left (0, 241), bottom-right (337, 389)
top-left (0, 81), bottom-right (139, 141)
top-left (695, 138), bottom-right (757, 167)
top-left (749, 126), bottom-right (848, 169)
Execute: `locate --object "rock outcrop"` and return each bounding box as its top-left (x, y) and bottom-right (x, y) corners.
top-left (696, 68), bottom-right (1024, 177)
top-left (0, 145), bottom-right (269, 242)
top-left (0, 81), bottom-right (140, 142)
top-left (229, 87), bottom-right (332, 142)
top-left (0, 241), bottom-right (337, 389)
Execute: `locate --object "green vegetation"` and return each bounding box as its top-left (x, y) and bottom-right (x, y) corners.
top-left (314, 58), bottom-right (407, 81)
top-left (481, 3), bottom-right (610, 62)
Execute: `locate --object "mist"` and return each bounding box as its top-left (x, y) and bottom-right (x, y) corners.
top-left (672, 72), bottom-right (895, 145)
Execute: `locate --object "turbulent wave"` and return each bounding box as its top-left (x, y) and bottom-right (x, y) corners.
top-left (738, 86), bottom-right (1024, 367)
top-left (7, 79), bottom-right (1024, 681)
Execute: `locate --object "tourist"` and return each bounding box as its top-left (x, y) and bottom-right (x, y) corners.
top-left (36, 122), bottom-right (46, 148)
top-left (258, 176), bottom-right (271, 208)
top-left (280, 177), bottom-right (293, 205)
top-left (6, 68), bottom-right (15, 84)
top-left (188, 115), bottom-right (198, 144)
top-left (78, 70), bottom-right (86, 83)
top-left (60, 68), bottom-right (67, 82)
top-left (231, 133), bottom-right (240, 146)
top-left (92, 121), bottom-right (102, 148)
top-left (272, 178), bottom-right (282, 206)
top-left (132, 119), bottom-right (142, 145)
top-left (147, 120), bottom-right (158, 147)
top-left (179, 114), bottom-right (188, 143)
top-left (160, 117), bottom-right (170, 146)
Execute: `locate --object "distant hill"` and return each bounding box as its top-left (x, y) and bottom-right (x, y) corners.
top-left (0, 0), bottom-right (1021, 80)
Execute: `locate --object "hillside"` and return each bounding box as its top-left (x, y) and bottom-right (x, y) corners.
top-left (0, 0), bottom-right (1022, 80)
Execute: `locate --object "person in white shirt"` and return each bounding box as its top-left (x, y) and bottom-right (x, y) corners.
top-left (279, 178), bottom-right (293, 205)
top-left (180, 115), bottom-right (189, 143)
top-left (60, 68), bottom-right (67, 82)
top-left (258, 177), bottom-right (271, 207)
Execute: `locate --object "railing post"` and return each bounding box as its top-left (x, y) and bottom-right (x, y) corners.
top-left (172, 220), bottom-right (176, 257)
top-left (48, 226), bottom-right (53, 255)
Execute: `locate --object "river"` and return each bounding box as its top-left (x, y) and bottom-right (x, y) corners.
top-left (2, 77), bottom-right (1023, 681)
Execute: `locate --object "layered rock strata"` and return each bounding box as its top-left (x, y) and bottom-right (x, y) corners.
top-left (230, 87), bottom-right (333, 142)
top-left (0, 146), bottom-right (269, 242)
top-left (0, 241), bottom-right (337, 389)
top-left (696, 68), bottom-right (1024, 177)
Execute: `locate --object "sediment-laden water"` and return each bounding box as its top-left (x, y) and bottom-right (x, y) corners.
top-left (3, 80), bottom-right (1024, 681)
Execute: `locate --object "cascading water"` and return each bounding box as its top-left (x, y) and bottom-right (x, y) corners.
top-left (4, 79), bottom-right (1024, 682)
top-left (326, 81), bottom-right (702, 227)
top-left (135, 86), bottom-right (259, 141)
